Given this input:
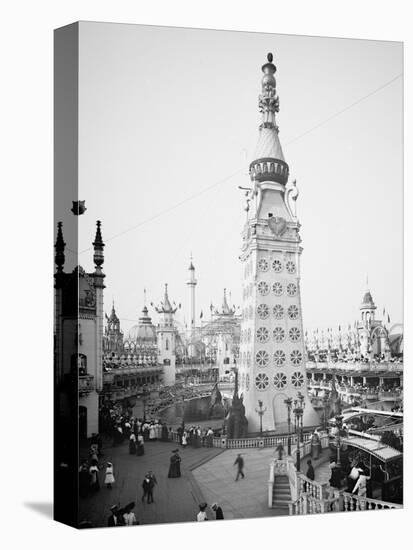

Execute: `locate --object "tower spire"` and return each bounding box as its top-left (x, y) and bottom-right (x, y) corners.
top-left (92, 220), bottom-right (105, 270)
top-left (54, 221), bottom-right (66, 272)
top-left (249, 53), bottom-right (289, 185)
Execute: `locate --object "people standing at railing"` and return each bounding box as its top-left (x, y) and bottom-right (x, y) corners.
top-left (352, 470), bottom-right (370, 497)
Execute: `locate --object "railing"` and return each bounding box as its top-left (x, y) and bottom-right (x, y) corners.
top-left (79, 374), bottom-right (94, 395)
top-left (378, 391), bottom-right (402, 401)
top-left (289, 493), bottom-right (340, 515)
top-left (340, 491), bottom-right (402, 512)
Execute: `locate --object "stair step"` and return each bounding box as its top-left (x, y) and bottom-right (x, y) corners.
top-left (274, 495), bottom-right (291, 502)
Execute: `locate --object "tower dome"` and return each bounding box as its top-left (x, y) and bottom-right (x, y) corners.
top-left (128, 305), bottom-right (157, 343)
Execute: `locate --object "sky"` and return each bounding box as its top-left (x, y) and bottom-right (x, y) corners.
top-left (60, 22), bottom-right (403, 337)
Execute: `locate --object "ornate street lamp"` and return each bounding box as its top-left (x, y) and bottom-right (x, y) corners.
top-left (335, 413), bottom-right (344, 468)
top-left (293, 392), bottom-right (306, 471)
top-left (141, 386), bottom-right (150, 422)
top-left (255, 400), bottom-right (267, 436)
top-left (284, 397), bottom-right (293, 455)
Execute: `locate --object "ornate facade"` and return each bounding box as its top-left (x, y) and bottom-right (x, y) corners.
top-left (238, 53), bottom-right (319, 433)
top-left (54, 220), bottom-right (105, 439)
top-left (305, 288), bottom-right (403, 362)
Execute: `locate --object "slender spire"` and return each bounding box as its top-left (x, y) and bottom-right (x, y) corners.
top-left (54, 221), bottom-right (66, 272)
top-left (92, 220), bottom-right (105, 268)
top-left (250, 52), bottom-right (289, 185)
top-left (259, 52), bottom-right (279, 129)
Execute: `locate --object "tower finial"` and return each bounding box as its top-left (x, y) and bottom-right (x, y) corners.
top-left (55, 221), bottom-right (66, 272)
top-left (267, 52), bottom-right (273, 63)
top-left (93, 220), bottom-right (105, 268)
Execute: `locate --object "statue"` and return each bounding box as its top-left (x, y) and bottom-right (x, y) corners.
top-left (208, 383), bottom-right (225, 419)
top-left (327, 375), bottom-right (342, 418)
top-left (225, 369), bottom-right (248, 438)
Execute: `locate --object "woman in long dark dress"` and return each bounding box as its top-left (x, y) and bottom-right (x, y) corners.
top-left (168, 449), bottom-right (182, 478)
top-left (129, 433), bottom-right (137, 455)
top-left (161, 423), bottom-right (169, 442)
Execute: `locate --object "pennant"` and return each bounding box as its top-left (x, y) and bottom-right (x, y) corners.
top-left (200, 311), bottom-right (203, 319)
top-left (388, 314), bottom-right (390, 323)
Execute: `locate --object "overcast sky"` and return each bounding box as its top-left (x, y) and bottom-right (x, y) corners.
top-left (62, 22), bottom-right (403, 336)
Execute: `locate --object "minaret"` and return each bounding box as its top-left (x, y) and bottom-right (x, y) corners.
top-left (92, 220), bottom-right (105, 393)
top-left (239, 53), bottom-right (319, 433)
top-left (186, 255), bottom-right (197, 337)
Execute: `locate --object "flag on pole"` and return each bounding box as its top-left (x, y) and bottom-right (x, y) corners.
top-left (200, 311), bottom-right (203, 319)
top-left (388, 314), bottom-right (390, 323)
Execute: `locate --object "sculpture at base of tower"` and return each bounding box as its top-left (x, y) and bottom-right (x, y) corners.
top-left (208, 382), bottom-right (225, 419)
top-left (327, 375), bottom-right (342, 418)
top-left (225, 370), bottom-right (248, 438)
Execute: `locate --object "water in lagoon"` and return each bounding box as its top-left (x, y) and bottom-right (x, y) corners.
top-left (159, 395), bottom-right (226, 430)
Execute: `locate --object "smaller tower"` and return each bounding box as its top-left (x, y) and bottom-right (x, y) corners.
top-left (104, 301), bottom-right (124, 353)
top-left (155, 284), bottom-right (178, 386)
top-left (186, 255), bottom-right (197, 357)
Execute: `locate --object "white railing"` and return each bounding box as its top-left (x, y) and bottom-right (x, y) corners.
top-left (289, 493), bottom-right (340, 515)
top-left (340, 491), bottom-right (402, 512)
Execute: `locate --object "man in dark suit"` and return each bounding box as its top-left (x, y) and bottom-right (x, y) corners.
top-left (211, 503), bottom-right (224, 519)
top-left (107, 504), bottom-right (125, 526)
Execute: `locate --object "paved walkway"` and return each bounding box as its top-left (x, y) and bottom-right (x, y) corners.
top-left (192, 447), bottom-right (288, 519)
top-left (79, 439), bottom-right (223, 527)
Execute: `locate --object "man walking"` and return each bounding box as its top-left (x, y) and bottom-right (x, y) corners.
top-left (234, 453), bottom-right (245, 481)
top-left (141, 472), bottom-right (156, 504)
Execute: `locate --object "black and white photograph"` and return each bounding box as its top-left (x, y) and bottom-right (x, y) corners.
top-left (52, 21), bottom-right (404, 529)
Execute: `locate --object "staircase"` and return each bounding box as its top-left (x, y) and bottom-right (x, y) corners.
top-left (272, 475), bottom-right (291, 510)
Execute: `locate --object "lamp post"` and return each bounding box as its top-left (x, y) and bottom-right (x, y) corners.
top-left (298, 391), bottom-right (305, 442)
top-left (335, 413), bottom-right (344, 468)
top-left (255, 400), bottom-right (267, 436)
top-left (293, 392), bottom-right (305, 471)
top-left (141, 386), bottom-right (149, 422)
top-left (284, 397), bottom-right (293, 455)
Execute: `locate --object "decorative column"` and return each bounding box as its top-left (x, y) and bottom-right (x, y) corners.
top-left (93, 220), bottom-right (105, 392)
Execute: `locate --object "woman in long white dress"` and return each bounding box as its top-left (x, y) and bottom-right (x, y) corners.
top-left (181, 431), bottom-right (188, 448)
top-left (104, 461), bottom-right (115, 489)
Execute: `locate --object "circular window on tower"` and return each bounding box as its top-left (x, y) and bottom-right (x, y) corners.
top-left (288, 304), bottom-right (299, 320)
top-left (273, 326), bottom-right (286, 343)
top-left (289, 327), bottom-right (301, 342)
top-left (286, 260), bottom-right (296, 274)
top-left (273, 349), bottom-right (286, 366)
top-left (246, 374), bottom-right (250, 390)
top-left (273, 304), bottom-right (284, 320)
top-left (255, 350), bottom-right (270, 367)
top-left (255, 372), bottom-right (269, 390)
top-left (272, 281), bottom-right (283, 296)
top-left (274, 372), bottom-right (287, 390)
top-left (256, 327), bottom-right (269, 343)
top-left (287, 282), bottom-right (297, 297)
top-left (258, 281), bottom-right (270, 296)
top-left (272, 259), bottom-right (283, 272)
top-left (292, 371), bottom-right (304, 388)
top-left (258, 258), bottom-right (269, 272)
top-left (257, 304), bottom-right (270, 320)
top-left (290, 350), bottom-right (303, 365)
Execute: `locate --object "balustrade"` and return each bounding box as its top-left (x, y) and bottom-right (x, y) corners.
top-left (341, 492), bottom-right (402, 512)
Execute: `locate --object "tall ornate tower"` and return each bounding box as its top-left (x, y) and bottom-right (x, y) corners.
top-left (238, 54), bottom-right (319, 433)
top-left (156, 284), bottom-right (178, 386)
top-left (186, 256), bottom-right (197, 357)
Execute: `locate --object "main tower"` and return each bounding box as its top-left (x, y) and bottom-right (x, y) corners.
top-left (239, 53), bottom-right (319, 433)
